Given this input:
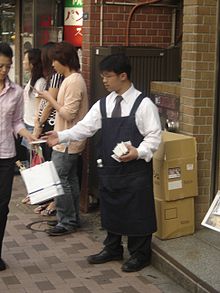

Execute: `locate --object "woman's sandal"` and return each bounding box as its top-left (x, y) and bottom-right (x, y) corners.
top-left (40, 202), bottom-right (56, 216)
top-left (21, 195), bottom-right (31, 204)
top-left (33, 203), bottom-right (49, 214)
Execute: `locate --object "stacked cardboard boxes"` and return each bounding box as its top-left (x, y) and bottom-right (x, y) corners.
top-left (153, 131), bottom-right (198, 239)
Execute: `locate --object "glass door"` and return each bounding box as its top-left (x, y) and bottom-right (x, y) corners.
top-left (21, 0), bottom-right (34, 85)
top-left (34, 0), bottom-right (58, 47)
top-left (0, 0), bottom-right (16, 81)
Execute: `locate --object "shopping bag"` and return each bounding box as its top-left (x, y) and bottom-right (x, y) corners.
top-left (19, 161), bottom-right (64, 205)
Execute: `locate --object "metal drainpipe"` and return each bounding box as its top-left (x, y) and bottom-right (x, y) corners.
top-left (125, 0), bottom-right (161, 46)
top-left (94, 0), bottom-right (104, 46)
top-left (170, 8), bottom-right (177, 47)
top-left (97, 1), bottom-right (136, 47)
top-left (210, 0), bottom-right (220, 201)
top-left (105, 1), bottom-right (136, 5)
top-left (99, 0), bottom-right (104, 46)
top-left (96, 1), bottom-right (178, 47)
top-left (105, 1), bottom-right (178, 6)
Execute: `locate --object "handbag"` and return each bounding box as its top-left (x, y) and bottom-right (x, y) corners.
top-left (19, 160), bottom-right (64, 205)
top-left (31, 146), bottom-right (44, 167)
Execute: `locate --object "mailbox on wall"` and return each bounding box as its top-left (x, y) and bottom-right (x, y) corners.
top-left (151, 89), bottom-right (180, 131)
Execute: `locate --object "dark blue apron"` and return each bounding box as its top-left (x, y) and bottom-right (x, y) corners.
top-left (97, 94), bottom-right (157, 236)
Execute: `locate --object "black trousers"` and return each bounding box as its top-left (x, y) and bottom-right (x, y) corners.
top-left (104, 231), bottom-right (152, 261)
top-left (0, 157), bottom-right (15, 258)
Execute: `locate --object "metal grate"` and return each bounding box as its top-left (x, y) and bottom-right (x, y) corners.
top-left (90, 46), bottom-right (180, 101)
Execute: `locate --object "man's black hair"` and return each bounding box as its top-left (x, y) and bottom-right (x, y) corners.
top-left (0, 42), bottom-right (13, 59)
top-left (51, 41), bottom-right (80, 71)
top-left (99, 53), bottom-right (131, 80)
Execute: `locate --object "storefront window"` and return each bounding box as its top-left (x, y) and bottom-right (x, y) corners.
top-left (34, 0), bottom-right (56, 47)
top-left (21, 0), bottom-right (34, 85)
top-left (21, 0), bottom-right (59, 85)
top-left (0, 0), bottom-right (16, 81)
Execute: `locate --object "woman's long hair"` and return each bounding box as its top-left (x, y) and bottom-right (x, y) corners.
top-left (41, 42), bottom-right (56, 88)
top-left (25, 48), bottom-right (44, 93)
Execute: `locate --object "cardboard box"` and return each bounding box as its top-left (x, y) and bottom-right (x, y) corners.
top-left (154, 197), bottom-right (195, 240)
top-left (153, 131), bottom-right (198, 201)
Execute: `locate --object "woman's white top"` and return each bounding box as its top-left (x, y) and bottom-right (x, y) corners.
top-left (23, 77), bottom-right (46, 126)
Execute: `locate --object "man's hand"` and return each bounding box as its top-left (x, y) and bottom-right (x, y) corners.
top-left (42, 131), bottom-right (59, 147)
top-left (119, 144), bottom-right (138, 162)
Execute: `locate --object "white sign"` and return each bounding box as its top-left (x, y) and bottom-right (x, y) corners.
top-left (201, 191), bottom-right (220, 233)
top-left (64, 7), bottom-right (83, 26)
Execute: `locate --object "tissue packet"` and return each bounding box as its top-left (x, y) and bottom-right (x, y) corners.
top-left (112, 141), bottom-right (131, 162)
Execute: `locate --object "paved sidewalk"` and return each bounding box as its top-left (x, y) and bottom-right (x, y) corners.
top-left (0, 175), bottom-right (187, 293)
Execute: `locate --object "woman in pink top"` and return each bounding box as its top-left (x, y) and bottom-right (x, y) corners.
top-left (0, 42), bottom-right (35, 271)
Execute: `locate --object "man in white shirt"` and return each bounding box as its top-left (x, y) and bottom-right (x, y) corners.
top-left (44, 53), bottom-right (161, 272)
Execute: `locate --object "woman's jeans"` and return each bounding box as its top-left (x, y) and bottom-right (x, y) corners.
top-left (52, 150), bottom-right (80, 231)
top-left (0, 157), bottom-right (15, 257)
top-left (21, 123), bottom-right (34, 150)
top-left (21, 123), bottom-right (34, 167)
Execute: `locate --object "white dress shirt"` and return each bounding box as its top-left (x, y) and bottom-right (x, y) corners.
top-left (58, 84), bottom-right (161, 162)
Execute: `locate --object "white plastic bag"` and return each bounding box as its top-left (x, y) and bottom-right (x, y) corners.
top-left (20, 161), bottom-right (64, 205)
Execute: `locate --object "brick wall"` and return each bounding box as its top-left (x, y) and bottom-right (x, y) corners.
top-left (82, 0), bottom-right (180, 97)
top-left (82, 1), bottom-right (218, 228)
top-left (180, 0), bottom-right (217, 227)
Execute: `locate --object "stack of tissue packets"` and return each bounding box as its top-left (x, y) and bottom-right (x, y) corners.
top-left (112, 141), bottom-right (131, 162)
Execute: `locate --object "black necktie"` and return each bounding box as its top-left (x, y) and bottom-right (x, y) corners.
top-left (111, 95), bottom-right (123, 117)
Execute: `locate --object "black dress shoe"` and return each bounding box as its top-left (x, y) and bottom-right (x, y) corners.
top-left (47, 220), bottom-right (58, 227)
top-left (121, 256), bottom-right (150, 272)
top-left (47, 220), bottom-right (81, 228)
top-left (87, 249), bottom-right (123, 264)
top-left (0, 258), bottom-right (6, 271)
top-left (47, 225), bottom-right (76, 236)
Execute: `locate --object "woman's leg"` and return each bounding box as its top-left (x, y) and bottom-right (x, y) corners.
top-left (0, 158), bottom-right (15, 258)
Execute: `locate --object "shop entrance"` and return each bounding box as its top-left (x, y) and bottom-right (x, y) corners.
top-left (21, 0), bottom-right (63, 85)
top-left (0, 0), bottom-right (16, 81)
top-left (211, 5), bottom-right (220, 201)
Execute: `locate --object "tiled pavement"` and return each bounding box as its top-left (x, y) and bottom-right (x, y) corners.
top-left (0, 175), bottom-right (188, 293)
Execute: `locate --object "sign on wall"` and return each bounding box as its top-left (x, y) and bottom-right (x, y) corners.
top-left (64, 0), bottom-right (83, 47)
top-left (202, 191), bottom-right (220, 233)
